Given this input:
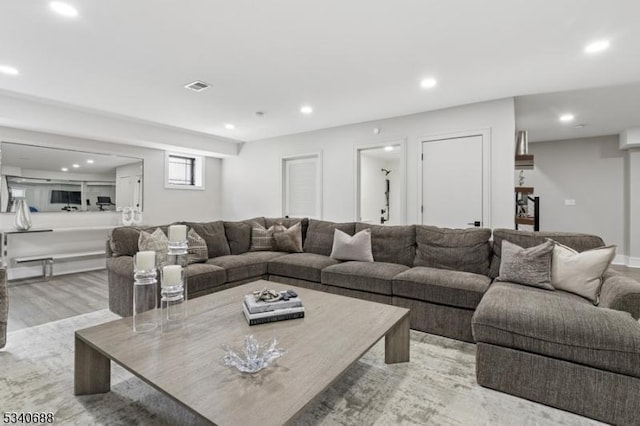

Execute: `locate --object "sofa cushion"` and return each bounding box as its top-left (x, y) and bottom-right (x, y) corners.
top-left (472, 281), bottom-right (640, 378)
top-left (304, 220), bottom-right (356, 256)
top-left (497, 240), bottom-right (554, 290)
top-left (187, 229), bottom-right (208, 264)
top-left (250, 222), bottom-right (275, 251)
top-left (223, 217), bottom-right (265, 255)
top-left (355, 223), bottom-right (416, 267)
top-left (109, 225), bottom-right (170, 257)
top-left (330, 229), bottom-right (374, 262)
top-left (551, 242), bottom-right (616, 304)
top-left (185, 263), bottom-right (227, 295)
top-left (138, 228), bottom-right (169, 265)
top-left (268, 253), bottom-right (341, 282)
top-left (186, 221), bottom-right (231, 259)
top-left (322, 261), bottom-right (409, 296)
top-left (207, 251), bottom-right (287, 282)
top-left (489, 229), bottom-right (605, 278)
top-left (265, 217), bottom-right (309, 243)
top-left (415, 225), bottom-right (492, 275)
top-left (273, 222), bottom-right (304, 253)
top-left (393, 266), bottom-right (491, 309)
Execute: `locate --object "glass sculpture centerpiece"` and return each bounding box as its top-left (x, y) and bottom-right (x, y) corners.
top-left (223, 335), bottom-right (287, 374)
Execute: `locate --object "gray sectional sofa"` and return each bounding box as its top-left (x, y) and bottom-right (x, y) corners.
top-left (106, 217), bottom-right (640, 425)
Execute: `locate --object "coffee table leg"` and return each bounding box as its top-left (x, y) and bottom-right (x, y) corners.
top-left (74, 335), bottom-right (111, 395)
top-left (385, 314), bottom-right (410, 364)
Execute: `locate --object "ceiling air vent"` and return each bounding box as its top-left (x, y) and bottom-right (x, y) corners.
top-left (184, 80), bottom-right (211, 92)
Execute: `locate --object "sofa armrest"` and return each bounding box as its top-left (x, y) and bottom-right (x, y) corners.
top-left (106, 255), bottom-right (134, 277)
top-left (599, 270), bottom-right (640, 320)
top-left (107, 255), bottom-right (134, 317)
top-left (105, 238), bottom-right (113, 257)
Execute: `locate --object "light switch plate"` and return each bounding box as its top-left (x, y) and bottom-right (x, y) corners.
top-left (565, 199), bottom-right (576, 206)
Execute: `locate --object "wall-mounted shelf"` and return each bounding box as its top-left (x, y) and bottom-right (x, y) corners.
top-left (515, 216), bottom-right (536, 226)
top-left (514, 186), bottom-right (534, 194)
top-left (515, 154), bottom-right (534, 170)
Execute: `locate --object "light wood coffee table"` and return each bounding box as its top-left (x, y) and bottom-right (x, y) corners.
top-left (75, 280), bottom-right (410, 425)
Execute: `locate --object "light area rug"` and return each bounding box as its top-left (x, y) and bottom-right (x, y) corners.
top-left (0, 310), bottom-right (603, 426)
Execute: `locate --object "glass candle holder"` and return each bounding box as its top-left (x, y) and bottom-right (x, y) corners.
top-left (167, 239), bottom-right (189, 314)
top-left (133, 253), bottom-right (158, 333)
top-left (160, 265), bottom-right (185, 331)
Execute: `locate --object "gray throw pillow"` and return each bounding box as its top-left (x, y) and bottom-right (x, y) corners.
top-left (497, 239), bottom-right (554, 290)
top-left (187, 229), bottom-right (209, 264)
top-left (138, 228), bottom-right (169, 266)
top-left (250, 222), bottom-right (275, 251)
top-left (330, 229), bottom-right (374, 262)
top-left (273, 222), bottom-right (303, 253)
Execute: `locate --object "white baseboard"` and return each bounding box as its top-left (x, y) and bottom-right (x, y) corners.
top-left (628, 256), bottom-right (640, 268)
top-left (612, 255), bottom-right (640, 269)
top-left (612, 255), bottom-right (628, 266)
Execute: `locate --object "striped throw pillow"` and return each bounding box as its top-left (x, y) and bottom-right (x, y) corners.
top-left (138, 228), bottom-right (169, 266)
top-left (187, 229), bottom-right (209, 263)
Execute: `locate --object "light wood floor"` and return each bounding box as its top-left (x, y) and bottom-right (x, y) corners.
top-left (7, 270), bottom-right (108, 332)
top-left (612, 264), bottom-right (640, 282)
top-left (5, 266), bottom-right (640, 333)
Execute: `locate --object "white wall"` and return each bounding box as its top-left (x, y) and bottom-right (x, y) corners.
top-left (222, 98), bottom-right (516, 228)
top-left (0, 126), bottom-right (223, 279)
top-left (527, 135), bottom-right (625, 253)
top-left (0, 91), bottom-right (238, 157)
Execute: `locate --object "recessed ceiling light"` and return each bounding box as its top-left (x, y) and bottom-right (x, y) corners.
top-left (0, 65), bottom-right (19, 76)
top-left (384, 146), bottom-right (394, 151)
top-left (61, 167), bottom-right (68, 172)
top-left (72, 164), bottom-right (80, 168)
top-left (584, 40), bottom-right (610, 54)
top-left (224, 123), bottom-right (235, 130)
top-left (300, 106), bottom-right (313, 114)
top-left (559, 114), bottom-right (575, 122)
top-left (50, 2), bottom-right (78, 17)
top-left (86, 159), bottom-right (94, 164)
top-left (420, 78), bottom-right (437, 89)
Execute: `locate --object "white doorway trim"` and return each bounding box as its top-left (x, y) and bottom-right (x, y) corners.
top-left (354, 138), bottom-right (407, 224)
top-left (280, 152), bottom-right (323, 219)
top-left (417, 128), bottom-right (492, 228)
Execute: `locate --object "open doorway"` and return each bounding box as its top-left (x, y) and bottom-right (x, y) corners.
top-left (355, 142), bottom-right (406, 225)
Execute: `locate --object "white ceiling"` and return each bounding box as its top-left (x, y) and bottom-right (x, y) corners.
top-left (1, 0), bottom-right (640, 143)
top-left (516, 82), bottom-right (640, 142)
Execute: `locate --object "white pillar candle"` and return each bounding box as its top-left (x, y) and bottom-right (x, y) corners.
top-left (168, 224), bottom-right (187, 242)
top-left (135, 251), bottom-right (156, 271)
top-left (162, 265), bottom-right (183, 287)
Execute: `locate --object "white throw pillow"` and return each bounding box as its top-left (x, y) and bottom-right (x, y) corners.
top-left (330, 229), bottom-right (374, 262)
top-left (551, 241), bottom-right (616, 304)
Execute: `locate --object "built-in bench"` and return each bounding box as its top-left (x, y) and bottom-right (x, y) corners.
top-left (14, 250), bottom-right (105, 280)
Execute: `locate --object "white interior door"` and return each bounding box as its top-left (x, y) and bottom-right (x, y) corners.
top-left (422, 135), bottom-right (483, 228)
top-left (283, 155), bottom-right (322, 218)
top-left (116, 176), bottom-right (132, 210)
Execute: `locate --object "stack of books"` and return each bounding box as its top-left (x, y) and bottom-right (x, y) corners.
top-left (242, 291), bottom-right (305, 326)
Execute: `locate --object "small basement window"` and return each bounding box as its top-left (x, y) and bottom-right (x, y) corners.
top-left (165, 152), bottom-right (205, 190)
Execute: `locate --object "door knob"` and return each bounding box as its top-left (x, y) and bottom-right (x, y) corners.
top-left (467, 221), bottom-right (481, 227)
